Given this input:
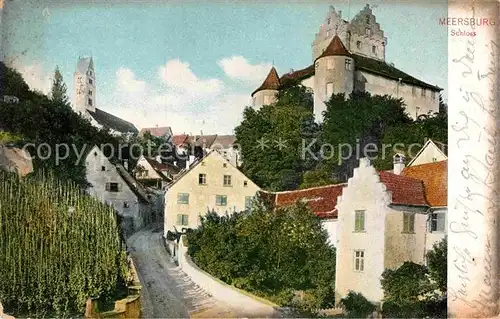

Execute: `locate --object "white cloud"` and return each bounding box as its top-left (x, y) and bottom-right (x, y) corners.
top-left (158, 59), bottom-right (223, 95)
top-left (218, 56), bottom-right (272, 85)
top-left (116, 67), bottom-right (146, 93)
top-left (99, 60), bottom-right (251, 135)
top-left (10, 60), bottom-right (52, 94)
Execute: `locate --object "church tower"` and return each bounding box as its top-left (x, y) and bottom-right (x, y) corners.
top-left (73, 56), bottom-right (96, 116)
top-left (313, 35), bottom-right (354, 123)
top-left (251, 67), bottom-right (280, 110)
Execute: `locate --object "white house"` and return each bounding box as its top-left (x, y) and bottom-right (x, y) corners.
top-left (251, 4), bottom-right (443, 123)
top-left (163, 150), bottom-right (260, 236)
top-left (334, 154), bottom-right (447, 304)
top-left (85, 145), bottom-right (152, 236)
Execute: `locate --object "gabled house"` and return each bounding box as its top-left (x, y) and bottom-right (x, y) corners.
top-left (407, 139), bottom-right (447, 167)
top-left (334, 155), bottom-right (447, 304)
top-left (85, 145), bottom-right (152, 236)
top-left (134, 154), bottom-right (181, 189)
top-left (163, 150), bottom-right (260, 236)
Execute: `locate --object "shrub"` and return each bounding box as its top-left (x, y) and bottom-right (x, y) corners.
top-left (0, 171), bottom-right (128, 317)
top-left (339, 291), bottom-right (376, 318)
top-left (187, 198), bottom-right (336, 311)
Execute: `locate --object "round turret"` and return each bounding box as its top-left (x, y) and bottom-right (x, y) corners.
top-left (251, 67), bottom-right (280, 109)
top-left (313, 35), bottom-right (354, 123)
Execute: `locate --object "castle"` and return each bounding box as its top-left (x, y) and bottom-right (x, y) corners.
top-left (73, 57), bottom-right (138, 136)
top-left (251, 4), bottom-right (443, 123)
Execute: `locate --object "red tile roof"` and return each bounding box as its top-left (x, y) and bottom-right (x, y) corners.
top-left (251, 67), bottom-right (281, 97)
top-left (279, 64), bottom-right (315, 87)
top-left (315, 35), bottom-right (351, 62)
top-left (402, 160), bottom-right (447, 207)
top-left (172, 134), bottom-right (189, 146)
top-left (265, 183), bottom-right (347, 219)
top-left (378, 171), bottom-right (428, 207)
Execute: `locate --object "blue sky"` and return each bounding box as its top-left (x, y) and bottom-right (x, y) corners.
top-left (2, 0), bottom-right (447, 134)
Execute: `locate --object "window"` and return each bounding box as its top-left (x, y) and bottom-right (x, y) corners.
top-left (101, 166), bottom-right (106, 171)
top-left (144, 170), bottom-right (148, 177)
top-left (430, 213), bottom-right (445, 232)
top-left (421, 88), bottom-right (426, 97)
top-left (223, 175), bottom-right (232, 186)
top-left (365, 28), bottom-right (371, 36)
top-left (412, 86), bottom-right (416, 96)
top-left (354, 250), bottom-right (365, 271)
top-left (354, 210), bottom-right (365, 232)
top-left (105, 183), bottom-right (120, 192)
top-left (89, 78), bottom-right (93, 84)
top-left (216, 195), bottom-right (227, 206)
top-left (88, 98), bottom-right (93, 106)
top-left (177, 193), bottom-right (189, 204)
top-left (327, 59), bottom-right (334, 70)
top-left (223, 163), bottom-right (227, 168)
top-left (199, 173), bottom-right (207, 185)
top-left (245, 196), bottom-right (253, 211)
top-left (176, 214), bottom-right (189, 226)
top-left (356, 41), bottom-right (361, 49)
top-left (89, 89), bottom-right (92, 96)
top-left (123, 201), bottom-right (129, 208)
top-left (372, 46), bottom-right (376, 54)
top-left (243, 180), bottom-right (248, 187)
top-left (365, 15), bottom-right (370, 24)
top-left (326, 83), bottom-right (334, 100)
top-left (345, 59), bottom-right (352, 71)
top-left (431, 91), bottom-right (436, 100)
top-left (346, 31), bottom-right (351, 44)
top-left (403, 213), bottom-right (415, 233)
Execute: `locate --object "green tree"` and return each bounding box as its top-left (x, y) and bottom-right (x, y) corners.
top-left (235, 84), bottom-right (318, 191)
top-left (51, 66), bottom-right (69, 105)
top-left (320, 91), bottom-right (412, 180)
top-left (187, 198), bottom-right (336, 311)
top-left (426, 237), bottom-right (447, 292)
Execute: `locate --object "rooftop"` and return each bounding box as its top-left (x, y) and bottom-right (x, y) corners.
top-left (87, 108), bottom-right (138, 134)
top-left (402, 160), bottom-right (447, 207)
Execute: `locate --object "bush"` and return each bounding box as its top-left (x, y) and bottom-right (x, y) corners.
top-left (0, 171), bottom-right (128, 317)
top-left (187, 197), bottom-right (336, 311)
top-left (339, 291), bottom-right (376, 318)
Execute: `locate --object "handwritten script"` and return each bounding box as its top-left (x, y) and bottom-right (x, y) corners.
top-left (449, 2), bottom-right (499, 317)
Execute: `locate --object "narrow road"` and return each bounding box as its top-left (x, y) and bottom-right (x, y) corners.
top-left (127, 225), bottom-right (233, 318)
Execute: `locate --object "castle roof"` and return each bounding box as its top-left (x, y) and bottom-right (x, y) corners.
top-left (315, 35), bottom-right (352, 62)
top-left (278, 53), bottom-right (442, 91)
top-left (87, 108), bottom-right (138, 135)
top-left (251, 67), bottom-right (281, 97)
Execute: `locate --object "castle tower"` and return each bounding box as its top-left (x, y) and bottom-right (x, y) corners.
top-left (313, 35), bottom-right (354, 123)
top-left (251, 67), bottom-right (280, 110)
top-left (73, 56), bottom-right (96, 116)
top-left (312, 4), bottom-right (387, 63)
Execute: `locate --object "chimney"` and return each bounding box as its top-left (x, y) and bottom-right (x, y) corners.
top-left (393, 153), bottom-right (406, 175)
top-left (156, 155), bottom-right (162, 163)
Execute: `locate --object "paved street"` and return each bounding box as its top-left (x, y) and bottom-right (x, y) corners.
top-left (127, 225), bottom-right (288, 318)
top-left (127, 225), bottom-right (233, 318)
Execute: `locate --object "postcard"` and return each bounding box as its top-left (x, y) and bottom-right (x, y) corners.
top-left (0, 0), bottom-right (480, 318)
